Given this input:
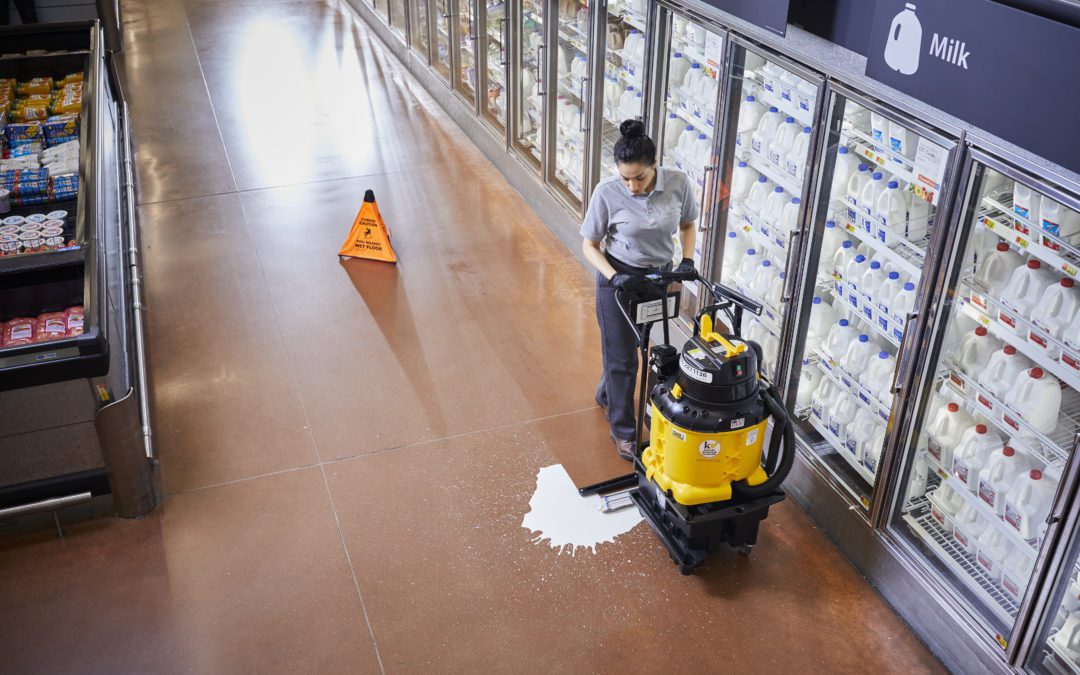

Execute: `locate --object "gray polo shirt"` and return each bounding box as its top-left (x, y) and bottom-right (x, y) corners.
top-left (580, 167), bottom-right (700, 268)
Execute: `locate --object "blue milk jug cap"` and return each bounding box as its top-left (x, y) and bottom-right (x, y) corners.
top-left (746, 95), bottom-right (756, 102)
top-left (774, 186), bottom-right (784, 193)
top-left (813, 297), bottom-right (822, 304)
top-left (857, 164), bottom-right (868, 171)
top-left (757, 176), bottom-right (768, 182)
top-left (904, 282), bottom-right (915, 290)
top-left (769, 106), bottom-right (778, 112)
top-left (888, 180), bottom-right (899, 188)
top-left (674, 52), bottom-right (682, 57)
top-left (803, 127), bottom-right (812, 133)
top-left (785, 116), bottom-right (795, 123)
top-left (854, 254), bottom-right (866, 262)
top-left (859, 335), bottom-right (869, 342)
top-left (779, 272), bottom-right (786, 279)
top-left (879, 351), bottom-right (890, 359)
top-left (791, 197), bottom-right (800, 204)
top-left (669, 112), bottom-right (677, 118)
top-left (738, 161), bottom-right (747, 167)
top-left (697, 133), bottom-right (706, 139)
top-left (747, 248), bottom-right (757, 255)
top-left (686, 124), bottom-right (694, 130)
top-left (692, 63), bottom-right (701, 68)
top-left (826, 220), bottom-right (836, 228)
top-left (728, 231), bottom-right (737, 238)
top-left (889, 271), bottom-right (900, 279)
top-left (627, 85), bottom-right (634, 91)
top-left (839, 319), bottom-right (850, 326)
top-left (838, 146), bottom-right (849, 154)
top-left (762, 260), bottom-right (772, 267)
top-left (870, 261), bottom-right (881, 269)
top-left (841, 240), bottom-right (852, 248)
top-left (872, 172), bottom-right (883, 179)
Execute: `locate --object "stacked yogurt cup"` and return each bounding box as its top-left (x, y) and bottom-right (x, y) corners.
top-left (0, 209), bottom-right (71, 256)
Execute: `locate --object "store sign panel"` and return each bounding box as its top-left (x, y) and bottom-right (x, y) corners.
top-left (698, 0), bottom-right (790, 37)
top-left (866, 0), bottom-right (1080, 175)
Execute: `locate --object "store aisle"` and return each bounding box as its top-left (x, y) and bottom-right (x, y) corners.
top-left (0, 1), bottom-right (945, 672)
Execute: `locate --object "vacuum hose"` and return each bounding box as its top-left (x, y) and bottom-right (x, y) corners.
top-left (731, 384), bottom-right (796, 501)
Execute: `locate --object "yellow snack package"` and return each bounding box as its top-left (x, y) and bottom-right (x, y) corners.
top-left (16, 77), bottom-right (53, 95)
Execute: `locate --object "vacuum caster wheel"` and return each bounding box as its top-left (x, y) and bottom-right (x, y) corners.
top-left (679, 564), bottom-right (694, 576)
top-left (736, 545), bottom-right (753, 555)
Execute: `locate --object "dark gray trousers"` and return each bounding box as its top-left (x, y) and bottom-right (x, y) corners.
top-left (594, 272), bottom-right (642, 442)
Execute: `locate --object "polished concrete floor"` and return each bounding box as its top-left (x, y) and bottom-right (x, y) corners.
top-left (0, 0), bottom-right (946, 672)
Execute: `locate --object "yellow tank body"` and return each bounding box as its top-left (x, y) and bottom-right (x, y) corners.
top-left (641, 408), bottom-right (769, 506)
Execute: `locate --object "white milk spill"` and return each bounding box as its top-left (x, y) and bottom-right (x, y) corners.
top-left (521, 464), bottom-right (643, 555)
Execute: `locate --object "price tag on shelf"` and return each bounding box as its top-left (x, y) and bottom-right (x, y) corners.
top-left (913, 139), bottom-right (948, 207)
top-left (1063, 262), bottom-right (1079, 278)
top-left (981, 216), bottom-right (996, 230)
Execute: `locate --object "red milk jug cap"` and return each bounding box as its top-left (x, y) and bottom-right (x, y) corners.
top-left (1031, 367), bottom-right (1044, 379)
top-left (975, 424), bottom-right (988, 434)
top-left (997, 242), bottom-right (1009, 252)
top-left (1028, 260), bottom-right (1041, 269)
top-left (1003, 446), bottom-right (1015, 457)
top-left (1004, 345), bottom-right (1017, 355)
top-left (975, 326), bottom-right (988, 336)
top-left (947, 403), bottom-right (959, 412)
top-left (1063, 278), bottom-right (1075, 288)
top-left (1030, 469), bottom-right (1043, 480)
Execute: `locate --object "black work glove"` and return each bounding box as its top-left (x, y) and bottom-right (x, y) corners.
top-left (675, 257), bottom-right (696, 276)
top-left (610, 272), bottom-right (647, 294)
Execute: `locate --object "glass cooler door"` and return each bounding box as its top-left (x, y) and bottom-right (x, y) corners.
top-left (481, 0), bottom-right (508, 134)
top-left (434, 0), bottom-right (453, 81)
top-left (595, 0), bottom-right (648, 182)
top-left (655, 12), bottom-right (724, 323)
top-left (713, 42), bottom-right (822, 383)
top-left (454, 0), bottom-right (479, 104)
top-left (787, 89), bottom-right (956, 511)
top-left (547, 0), bottom-right (592, 211)
top-left (513, 0), bottom-right (545, 171)
top-left (888, 154), bottom-right (1080, 648)
top-left (410, 0), bottom-right (431, 62)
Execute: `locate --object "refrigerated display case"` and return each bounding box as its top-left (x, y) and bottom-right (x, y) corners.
top-left (454, 0), bottom-right (479, 102)
top-left (653, 11), bottom-right (723, 322)
top-left (409, 0), bottom-right (430, 61)
top-left (512, 0), bottom-right (544, 171)
top-left (783, 86), bottom-right (959, 511)
top-left (390, 0), bottom-right (408, 39)
top-left (433, 0), bottom-right (452, 81)
top-left (712, 41), bottom-right (823, 381)
top-left (548, 0), bottom-right (591, 210)
top-left (885, 151), bottom-right (1080, 651)
top-left (0, 22), bottom-right (154, 522)
top-left (481, 0), bottom-right (508, 134)
top-left (595, 0), bottom-right (648, 181)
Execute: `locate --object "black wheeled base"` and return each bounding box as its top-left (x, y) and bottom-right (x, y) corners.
top-left (630, 459), bottom-right (786, 575)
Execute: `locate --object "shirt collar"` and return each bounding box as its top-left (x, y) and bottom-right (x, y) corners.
top-left (651, 167), bottom-right (666, 194)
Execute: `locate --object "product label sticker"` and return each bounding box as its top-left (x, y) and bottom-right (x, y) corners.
top-left (680, 357), bottom-right (713, 384)
top-left (913, 139), bottom-right (948, 206)
top-left (746, 428), bottom-right (759, 446)
top-left (672, 429), bottom-right (686, 442)
top-left (699, 439), bottom-right (720, 459)
top-left (731, 417), bottom-right (745, 429)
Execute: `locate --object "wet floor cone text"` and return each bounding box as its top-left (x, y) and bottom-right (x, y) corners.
top-left (339, 189), bottom-right (398, 263)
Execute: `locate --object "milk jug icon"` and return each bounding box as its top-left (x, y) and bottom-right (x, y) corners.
top-left (884, 3), bottom-right (922, 75)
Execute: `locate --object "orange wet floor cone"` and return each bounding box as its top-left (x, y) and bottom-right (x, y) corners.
top-left (338, 189), bottom-right (398, 263)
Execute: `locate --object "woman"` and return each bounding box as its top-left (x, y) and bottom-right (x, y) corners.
top-left (580, 119), bottom-right (699, 460)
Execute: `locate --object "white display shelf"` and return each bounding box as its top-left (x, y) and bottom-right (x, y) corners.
top-left (619, 8), bottom-right (647, 32)
top-left (924, 455), bottom-right (1039, 559)
top-left (747, 152), bottom-right (801, 197)
top-left (844, 126), bottom-right (918, 187)
top-left (670, 36), bottom-right (710, 68)
top-left (617, 67), bottom-right (643, 89)
top-left (669, 104), bottom-right (714, 139)
top-left (742, 78), bottom-right (815, 129)
top-left (813, 349), bottom-right (893, 424)
top-left (978, 194), bottom-right (1080, 282)
top-left (807, 414), bottom-right (877, 484)
top-left (959, 287), bottom-right (1080, 393)
top-left (1046, 635), bottom-right (1080, 675)
top-left (941, 364), bottom-right (1077, 472)
top-left (730, 202), bottom-right (789, 260)
top-left (827, 284), bottom-right (902, 349)
top-left (904, 503), bottom-right (1019, 626)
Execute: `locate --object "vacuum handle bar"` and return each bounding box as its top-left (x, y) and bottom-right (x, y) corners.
top-left (643, 271), bottom-right (763, 317)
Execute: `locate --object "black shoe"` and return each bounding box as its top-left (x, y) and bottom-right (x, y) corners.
top-left (614, 438), bottom-right (635, 461)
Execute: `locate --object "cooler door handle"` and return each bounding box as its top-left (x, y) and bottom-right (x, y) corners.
top-left (780, 229), bottom-right (803, 303)
top-left (891, 311), bottom-right (920, 394)
top-left (536, 44), bottom-right (546, 95)
top-left (697, 165), bottom-right (714, 232)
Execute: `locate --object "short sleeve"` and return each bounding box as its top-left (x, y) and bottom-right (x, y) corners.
top-left (580, 188), bottom-right (609, 242)
top-left (679, 174), bottom-right (700, 224)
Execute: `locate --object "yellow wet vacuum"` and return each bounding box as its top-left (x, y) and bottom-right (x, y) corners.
top-left (619, 270), bottom-right (795, 575)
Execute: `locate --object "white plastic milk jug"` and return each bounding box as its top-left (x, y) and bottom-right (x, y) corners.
top-left (845, 410), bottom-right (879, 462)
top-left (975, 527), bottom-right (1011, 582)
top-left (734, 95), bottom-right (765, 156)
top-left (1012, 182), bottom-right (1040, 235)
top-left (971, 242), bottom-right (1023, 309)
top-left (823, 319), bottom-right (856, 362)
top-left (860, 172), bottom-right (886, 234)
top-left (888, 281), bottom-right (917, 341)
top-left (730, 161), bottom-right (755, 201)
top-left (977, 345), bottom-right (1032, 404)
top-left (861, 350), bottom-right (896, 403)
top-left (746, 175), bottom-right (771, 214)
top-left (768, 117), bottom-right (799, 168)
top-left (832, 241), bottom-right (856, 293)
top-left (664, 113), bottom-right (687, 151)
top-left (978, 445), bottom-right (1034, 516)
top-left (956, 326), bottom-right (999, 377)
top-left (863, 427), bottom-right (886, 475)
top-left (763, 186), bottom-right (787, 227)
top-left (952, 423), bottom-right (1003, 492)
top-left (797, 367), bottom-right (822, 411)
top-left (828, 394), bottom-right (859, 441)
top-left (751, 106), bottom-right (781, 158)
top-left (847, 163), bottom-right (871, 209)
top-left (786, 126), bottom-right (812, 180)
top-left (925, 403), bottom-right (973, 467)
top-left (876, 271), bottom-right (905, 318)
top-left (750, 259), bottom-right (776, 300)
top-left (807, 296), bottom-right (836, 345)
top-left (820, 221), bottom-right (846, 271)
top-left (1004, 469), bottom-right (1057, 541)
top-left (841, 334), bottom-right (877, 374)
top-left (888, 119), bottom-right (913, 157)
top-left (1029, 278), bottom-right (1079, 357)
top-left (952, 502), bottom-right (985, 556)
top-left (811, 378), bottom-right (836, 422)
top-left (876, 180), bottom-right (908, 244)
top-left (735, 248), bottom-right (759, 291)
top-left (844, 254), bottom-right (868, 296)
top-left (779, 198), bottom-right (801, 234)
top-left (1004, 368), bottom-right (1062, 434)
top-left (1039, 197), bottom-right (1080, 251)
top-left (929, 483), bottom-right (965, 532)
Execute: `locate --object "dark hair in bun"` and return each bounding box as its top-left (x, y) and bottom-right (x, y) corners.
top-left (614, 118), bottom-right (656, 166)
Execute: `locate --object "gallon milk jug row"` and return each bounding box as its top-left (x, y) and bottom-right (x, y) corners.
top-left (1048, 568), bottom-right (1080, 663)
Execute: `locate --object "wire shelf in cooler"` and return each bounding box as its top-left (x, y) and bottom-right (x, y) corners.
top-left (978, 194), bottom-right (1080, 281)
top-left (1046, 635), bottom-right (1080, 675)
top-left (668, 100), bottom-right (715, 138)
top-left (670, 36), bottom-right (711, 68)
top-left (959, 286), bottom-right (1080, 393)
top-left (833, 198), bottom-right (927, 281)
top-left (924, 455), bottom-right (1039, 559)
top-left (941, 362), bottom-right (1078, 472)
top-left (826, 283), bottom-right (902, 349)
top-left (747, 153), bottom-right (801, 197)
top-left (813, 349), bottom-right (893, 424)
top-left (843, 126), bottom-right (918, 187)
top-left (903, 504), bottom-right (1019, 626)
top-left (731, 202), bottom-right (790, 259)
top-left (806, 415), bottom-right (877, 484)
top-left (619, 8), bottom-right (647, 32)
top-left (742, 77), bottom-right (815, 129)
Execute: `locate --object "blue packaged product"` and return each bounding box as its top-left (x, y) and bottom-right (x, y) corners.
top-left (11, 141), bottom-right (43, 157)
top-left (43, 114), bottom-right (79, 145)
top-left (6, 121), bottom-right (43, 146)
